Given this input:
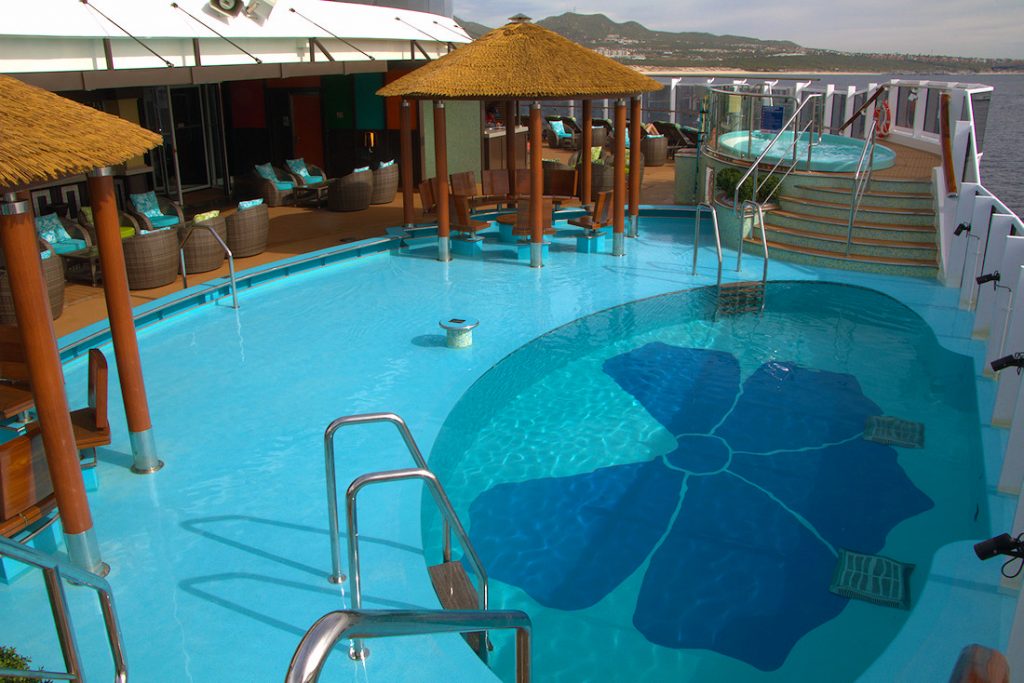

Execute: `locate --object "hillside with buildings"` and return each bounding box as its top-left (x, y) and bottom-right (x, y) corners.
top-left (455, 12), bottom-right (1017, 72)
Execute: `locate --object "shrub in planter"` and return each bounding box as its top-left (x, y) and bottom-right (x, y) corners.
top-left (715, 168), bottom-right (781, 205)
top-left (0, 645), bottom-right (50, 683)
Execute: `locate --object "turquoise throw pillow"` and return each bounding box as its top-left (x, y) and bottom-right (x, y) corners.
top-left (130, 191), bottom-right (163, 218)
top-left (34, 213), bottom-right (71, 243)
top-left (254, 163), bottom-right (276, 181)
top-left (550, 120), bottom-right (567, 136)
top-left (379, 159), bottom-right (395, 168)
top-left (286, 158), bottom-right (310, 178)
top-left (238, 198), bottom-right (264, 211)
top-left (40, 250), bottom-right (51, 260)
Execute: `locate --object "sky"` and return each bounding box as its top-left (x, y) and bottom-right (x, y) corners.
top-left (455, 0), bottom-right (1024, 59)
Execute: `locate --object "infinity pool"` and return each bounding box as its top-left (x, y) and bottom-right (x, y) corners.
top-left (0, 215), bottom-right (1013, 682)
top-left (426, 281), bottom-right (986, 681)
top-left (719, 131), bottom-right (896, 172)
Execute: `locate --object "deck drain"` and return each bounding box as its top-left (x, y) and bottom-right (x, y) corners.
top-left (863, 415), bottom-right (925, 448)
top-left (828, 548), bottom-right (914, 609)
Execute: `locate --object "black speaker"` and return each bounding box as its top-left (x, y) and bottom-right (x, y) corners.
top-left (209, 0), bottom-right (242, 16)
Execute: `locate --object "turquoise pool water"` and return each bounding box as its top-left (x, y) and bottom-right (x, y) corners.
top-left (426, 281), bottom-right (987, 682)
top-left (718, 131), bottom-right (896, 172)
top-left (0, 215), bottom-right (1013, 682)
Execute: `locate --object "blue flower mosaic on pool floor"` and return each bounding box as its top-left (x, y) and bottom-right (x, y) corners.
top-left (468, 342), bottom-right (933, 671)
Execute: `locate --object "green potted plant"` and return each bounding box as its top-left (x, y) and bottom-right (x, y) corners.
top-left (0, 645), bottom-right (51, 683)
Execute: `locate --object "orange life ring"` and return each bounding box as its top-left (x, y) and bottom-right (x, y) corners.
top-left (873, 101), bottom-right (892, 138)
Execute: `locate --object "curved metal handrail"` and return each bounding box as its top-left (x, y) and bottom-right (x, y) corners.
top-left (285, 609), bottom-right (531, 683)
top-left (345, 467), bottom-right (489, 659)
top-left (0, 536), bottom-right (127, 683)
top-left (179, 223), bottom-right (238, 309)
top-left (846, 118), bottom-right (879, 255)
top-left (739, 200), bottom-right (770, 291)
top-left (323, 412), bottom-right (428, 584)
top-left (691, 202), bottom-right (722, 289)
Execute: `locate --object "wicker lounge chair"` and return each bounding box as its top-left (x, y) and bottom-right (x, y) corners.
top-left (77, 207), bottom-right (139, 242)
top-left (544, 116), bottom-right (580, 149)
top-left (0, 241), bottom-right (64, 324)
top-left (226, 204), bottom-right (270, 258)
top-left (122, 226), bottom-right (180, 290)
top-left (284, 158), bottom-right (328, 187)
top-left (327, 170), bottom-right (372, 212)
top-left (253, 164), bottom-right (296, 207)
top-left (34, 213), bottom-right (92, 255)
top-left (181, 216), bottom-right (228, 274)
top-left (652, 121), bottom-right (699, 157)
top-left (126, 192), bottom-right (185, 232)
top-left (371, 162), bottom-right (399, 205)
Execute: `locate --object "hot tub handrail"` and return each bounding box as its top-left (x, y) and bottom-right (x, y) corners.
top-left (845, 118), bottom-right (880, 255)
top-left (732, 93), bottom-right (822, 212)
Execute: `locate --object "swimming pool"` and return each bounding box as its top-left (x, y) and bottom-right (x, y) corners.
top-left (426, 281), bottom-right (986, 681)
top-left (0, 215), bottom-right (1013, 682)
top-left (718, 131), bottom-right (896, 172)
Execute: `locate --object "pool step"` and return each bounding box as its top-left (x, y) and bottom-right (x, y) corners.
top-left (745, 235), bottom-right (938, 278)
top-left (778, 196), bottom-right (935, 226)
top-left (717, 281), bottom-right (765, 316)
top-left (428, 561), bottom-right (490, 659)
top-left (790, 184), bottom-right (934, 210)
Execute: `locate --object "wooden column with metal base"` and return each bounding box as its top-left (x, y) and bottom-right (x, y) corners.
top-left (87, 168), bottom-right (163, 475)
top-left (612, 99), bottom-right (627, 257)
top-left (433, 101), bottom-right (451, 262)
top-left (400, 99), bottom-right (415, 229)
top-left (529, 102), bottom-right (544, 268)
top-left (0, 195), bottom-right (105, 574)
top-left (505, 100), bottom-right (518, 198)
top-left (581, 99), bottom-right (593, 209)
top-left (629, 96), bottom-right (642, 238)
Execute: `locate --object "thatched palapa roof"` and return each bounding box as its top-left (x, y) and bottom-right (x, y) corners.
top-left (0, 75), bottom-right (162, 190)
top-left (377, 20), bottom-right (661, 100)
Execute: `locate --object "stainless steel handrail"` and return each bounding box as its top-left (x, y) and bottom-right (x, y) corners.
top-left (845, 119), bottom-right (879, 256)
top-left (0, 536), bottom-right (128, 683)
top-left (323, 413), bottom-right (428, 585)
top-left (345, 467), bottom-right (489, 660)
top-left (285, 609), bottom-right (531, 683)
top-left (692, 203), bottom-right (722, 289)
top-left (732, 93), bottom-right (823, 211)
top-left (179, 223), bottom-right (239, 309)
top-left (739, 200), bottom-right (770, 292)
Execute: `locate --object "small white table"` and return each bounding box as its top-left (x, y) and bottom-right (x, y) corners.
top-left (439, 318), bottom-right (479, 348)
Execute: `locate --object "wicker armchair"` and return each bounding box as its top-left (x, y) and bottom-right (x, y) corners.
top-left (226, 204), bottom-right (269, 258)
top-left (327, 171), bottom-right (372, 212)
top-left (180, 216), bottom-right (227, 274)
top-left (77, 207), bottom-right (140, 242)
top-left (36, 215), bottom-right (92, 255)
top-left (285, 161), bottom-right (328, 188)
top-left (371, 163), bottom-right (399, 205)
top-left (122, 226), bottom-right (180, 290)
top-left (641, 135), bottom-right (668, 166)
top-left (254, 166), bottom-right (296, 207)
top-left (0, 242), bottom-right (64, 324)
top-left (126, 194), bottom-right (185, 232)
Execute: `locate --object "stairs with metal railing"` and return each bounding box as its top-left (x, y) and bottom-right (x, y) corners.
top-left (745, 177), bottom-right (939, 277)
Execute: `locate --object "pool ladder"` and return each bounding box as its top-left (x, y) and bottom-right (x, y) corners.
top-left (692, 203), bottom-right (768, 317)
top-left (289, 412), bottom-right (531, 680)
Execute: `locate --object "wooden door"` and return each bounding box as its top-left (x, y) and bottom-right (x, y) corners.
top-left (291, 93), bottom-right (324, 169)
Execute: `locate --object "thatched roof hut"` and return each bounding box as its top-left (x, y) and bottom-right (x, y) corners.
top-left (377, 19), bottom-right (661, 100)
top-left (0, 74), bottom-right (162, 190)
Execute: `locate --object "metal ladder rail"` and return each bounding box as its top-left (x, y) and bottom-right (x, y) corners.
top-left (344, 467), bottom-right (489, 660)
top-left (845, 119), bottom-right (879, 256)
top-left (179, 223), bottom-right (239, 309)
top-left (691, 202), bottom-right (723, 289)
top-left (732, 93), bottom-right (823, 211)
top-left (0, 537), bottom-right (127, 683)
top-left (286, 609), bottom-right (532, 683)
top-left (739, 200), bottom-right (770, 296)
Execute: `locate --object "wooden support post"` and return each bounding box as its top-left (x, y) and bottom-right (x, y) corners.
top-left (433, 100), bottom-right (450, 261)
top-left (400, 99), bottom-right (415, 228)
top-left (581, 99), bottom-right (593, 209)
top-left (87, 169), bottom-right (163, 475)
top-left (629, 96), bottom-right (642, 237)
top-left (505, 100), bottom-right (517, 198)
top-left (529, 102), bottom-right (544, 268)
top-left (0, 194), bottom-right (103, 573)
top-left (612, 99), bottom-right (626, 256)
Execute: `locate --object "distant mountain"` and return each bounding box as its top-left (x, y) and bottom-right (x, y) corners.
top-left (453, 11), bottom-right (1012, 73)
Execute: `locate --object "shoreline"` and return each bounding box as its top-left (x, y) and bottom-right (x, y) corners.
top-left (636, 66), bottom-right (1024, 77)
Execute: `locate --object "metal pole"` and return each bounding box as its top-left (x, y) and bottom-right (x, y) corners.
top-left (43, 566), bottom-right (85, 680)
top-left (166, 85), bottom-right (185, 208)
top-left (216, 83), bottom-right (232, 196)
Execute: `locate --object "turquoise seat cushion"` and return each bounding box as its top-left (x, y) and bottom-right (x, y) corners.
top-left (273, 181), bottom-right (295, 191)
top-left (305, 175), bottom-right (324, 185)
top-left (52, 238), bottom-right (87, 255)
top-left (148, 214), bottom-right (180, 228)
top-left (550, 120), bottom-right (571, 139)
top-left (254, 163), bottom-right (277, 181)
top-left (129, 191), bottom-right (163, 219)
top-left (238, 198), bottom-right (265, 211)
top-left (34, 213), bottom-right (72, 243)
top-left (353, 166), bottom-right (370, 173)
